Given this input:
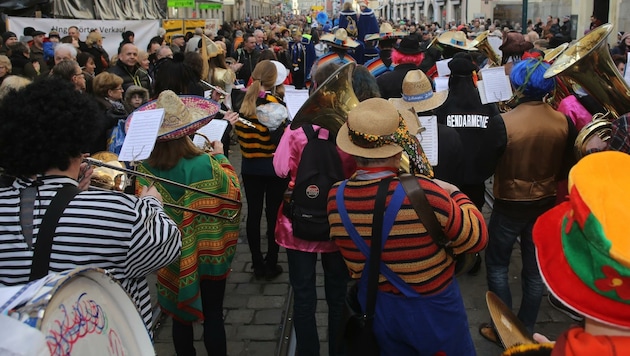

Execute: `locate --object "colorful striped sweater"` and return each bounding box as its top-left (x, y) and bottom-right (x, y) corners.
top-left (327, 175), bottom-right (488, 295)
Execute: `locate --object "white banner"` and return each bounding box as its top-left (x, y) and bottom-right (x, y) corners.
top-left (7, 17), bottom-right (160, 60)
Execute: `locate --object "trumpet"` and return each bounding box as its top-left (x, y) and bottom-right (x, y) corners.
top-left (86, 154), bottom-right (241, 221)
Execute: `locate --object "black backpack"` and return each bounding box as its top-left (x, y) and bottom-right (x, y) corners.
top-left (288, 125), bottom-right (344, 241)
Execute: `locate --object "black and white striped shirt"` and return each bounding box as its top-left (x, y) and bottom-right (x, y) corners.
top-left (0, 176), bottom-right (182, 331)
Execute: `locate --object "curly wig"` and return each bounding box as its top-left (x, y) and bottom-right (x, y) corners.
top-left (509, 58), bottom-right (555, 100)
top-left (0, 79), bottom-right (98, 176)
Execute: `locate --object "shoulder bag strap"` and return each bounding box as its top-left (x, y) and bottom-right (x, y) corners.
top-left (29, 185), bottom-right (82, 281)
top-left (399, 173), bottom-right (452, 251)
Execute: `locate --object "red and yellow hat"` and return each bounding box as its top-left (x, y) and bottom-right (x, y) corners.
top-left (533, 151), bottom-right (630, 328)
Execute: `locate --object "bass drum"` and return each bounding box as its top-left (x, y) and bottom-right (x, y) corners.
top-left (9, 267), bottom-right (153, 356)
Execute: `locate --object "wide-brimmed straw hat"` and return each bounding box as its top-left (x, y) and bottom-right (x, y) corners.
top-left (533, 151), bottom-right (630, 328)
top-left (364, 22), bottom-right (408, 41)
top-left (320, 28), bottom-right (360, 49)
top-left (337, 98), bottom-right (419, 158)
top-left (438, 30), bottom-right (478, 51)
top-left (389, 70), bottom-right (448, 113)
top-left (130, 90), bottom-right (220, 142)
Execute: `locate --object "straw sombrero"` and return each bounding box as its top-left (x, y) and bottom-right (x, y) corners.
top-left (128, 90), bottom-right (220, 142)
top-left (533, 151), bottom-right (630, 328)
top-left (320, 28), bottom-right (360, 49)
top-left (438, 30), bottom-right (478, 51)
top-left (389, 70), bottom-right (448, 113)
top-left (364, 22), bottom-right (408, 41)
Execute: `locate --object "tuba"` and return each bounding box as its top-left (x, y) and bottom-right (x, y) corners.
top-left (471, 31), bottom-right (502, 67)
top-left (290, 62), bottom-right (359, 134)
top-left (543, 42), bottom-right (571, 109)
top-left (544, 23), bottom-right (630, 158)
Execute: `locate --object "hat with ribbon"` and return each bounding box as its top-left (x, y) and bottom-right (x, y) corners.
top-left (337, 97), bottom-right (433, 176)
top-left (320, 28), bottom-right (360, 49)
top-left (389, 70), bottom-right (448, 113)
top-left (130, 90), bottom-right (220, 142)
top-left (395, 34), bottom-right (423, 54)
top-left (533, 151), bottom-right (630, 328)
top-left (437, 30), bottom-right (477, 51)
top-left (499, 31), bottom-right (534, 55)
top-left (364, 22), bottom-right (408, 41)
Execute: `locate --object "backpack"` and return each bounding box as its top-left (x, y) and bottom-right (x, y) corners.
top-left (288, 125), bottom-right (344, 241)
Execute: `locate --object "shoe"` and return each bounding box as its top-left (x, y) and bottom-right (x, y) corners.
top-left (467, 253), bottom-right (482, 276)
top-left (265, 264), bottom-right (283, 281)
top-left (479, 322), bottom-right (502, 347)
top-left (253, 264), bottom-right (266, 279)
top-left (547, 294), bottom-right (584, 322)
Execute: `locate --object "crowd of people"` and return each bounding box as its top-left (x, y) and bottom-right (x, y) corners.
top-left (0, 6), bottom-right (629, 356)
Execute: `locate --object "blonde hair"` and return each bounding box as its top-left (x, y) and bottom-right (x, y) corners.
top-left (86, 32), bottom-right (102, 47)
top-left (93, 72), bottom-right (124, 97)
top-left (240, 60), bottom-right (277, 117)
top-left (0, 55), bottom-right (11, 73)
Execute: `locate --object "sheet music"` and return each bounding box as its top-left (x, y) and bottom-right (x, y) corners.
top-left (119, 108), bottom-right (164, 162)
top-left (284, 87), bottom-right (310, 121)
top-left (488, 36), bottom-right (503, 59)
top-left (193, 119), bottom-right (229, 148)
top-left (479, 67), bottom-right (513, 103)
top-left (434, 77), bottom-right (449, 92)
top-left (436, 58), bottom-right (452, 77)
top-left (417, 115), bottom-right (439, 166)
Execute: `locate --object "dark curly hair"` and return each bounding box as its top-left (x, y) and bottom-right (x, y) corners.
top-left (0, 79), bottom-right (98, 176)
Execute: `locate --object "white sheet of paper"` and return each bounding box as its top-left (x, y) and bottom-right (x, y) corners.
top-left (479, 67), bottom-right (513, 103)
top-left (434, 77), bottom-right (449, 92)
top-left (284, 87), bottom-right (310, 121)
top-left (204, 89), bottom-right (212, 99)
top-left (436, 58), bottom-right (452, 77)
top-left (119, 108), bottom-right (164, 162)
top-left (417, 115), bottom-right (439, 166)
top-left (488, 36), bottom-right (503, 60)
top-left (625, 56), bottom-right (630, 85)
top-left (193, 119), bottom-right (229, 148)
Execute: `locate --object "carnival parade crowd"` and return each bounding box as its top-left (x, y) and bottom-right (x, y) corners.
top-left (0, 6), bottom-right (630, 356)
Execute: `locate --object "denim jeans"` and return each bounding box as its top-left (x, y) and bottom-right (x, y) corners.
top-left (485, 209), bottom-right (544, 333)
top-left (287, 248), bottom-right (349, 356)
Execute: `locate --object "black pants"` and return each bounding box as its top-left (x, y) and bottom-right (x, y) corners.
top-left (241, 173), bottom-right (288, 268)
top-left (172, 279), bottom-right (227, 356)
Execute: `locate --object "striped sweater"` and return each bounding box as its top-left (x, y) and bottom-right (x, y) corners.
top-left (0, 176), bottom-right (182, 331)
top-left (327, 175), bottom-right (487, 295)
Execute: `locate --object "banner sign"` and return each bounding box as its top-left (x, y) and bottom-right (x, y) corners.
top-left (199, 3), bottom-right (222, 10)
top-left (167, 0), bottom-right (195, 7)
top-left (7, 17), bottom-right (160, 59)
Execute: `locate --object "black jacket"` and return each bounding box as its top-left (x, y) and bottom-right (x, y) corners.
top-left (376, 63), bottom-right (418, 99)
top-left (107, 61), bottom-right (151, 96)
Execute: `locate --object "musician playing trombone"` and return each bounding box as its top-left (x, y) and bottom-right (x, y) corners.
top-left (0, 79), bottom-right (182, 333)
top-left (135, 90), bottom-right (242, 356)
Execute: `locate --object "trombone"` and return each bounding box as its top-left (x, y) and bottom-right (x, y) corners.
top-left (86, 155), bottom-right (241, 222)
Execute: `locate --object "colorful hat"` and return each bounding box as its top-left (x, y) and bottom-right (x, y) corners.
top-left (533, 151), bottom-right (630, 328)
top-left (320, 28), bottom-right (360, 49)
top-left (129, 90), bottom-right (220, 142)
top-left (364, 22), bottom-right (408, 41)
top-left (389, 70), bottom-right (448, 113)
top-left (438, 30), bottom-right (477, 51)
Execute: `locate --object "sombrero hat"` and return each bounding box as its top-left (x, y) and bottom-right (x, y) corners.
top-left (389, 70), bottom-right (448, 113)
top-left (128, 90), bottom-right (220, 142)
top-left (533, 151), bottom-right (630, 328)
top-left (320, 28), bottom-right (360, 49)
top-left (438, 30), bottom-right (478, 51)
top-left (364, 22), bottom-right (408, 41)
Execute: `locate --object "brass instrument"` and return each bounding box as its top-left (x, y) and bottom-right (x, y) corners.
top-left (86, 153), bottom-right (241, 221)
top-left (290, 61), bottom-right (359, 134)
top-left (471, 31), bottom-right (501, 67)
top-left (426, 35), bottom-right (442, 51)
top-left (199, 80), bottom-right (256, 128)
top-left (544, 23), bottom-right (630, 158)
top-left (543, 43), bottom-right (571, 108)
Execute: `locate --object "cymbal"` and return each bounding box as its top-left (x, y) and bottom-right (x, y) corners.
top-left (486, 291), bottom-right (535, 349)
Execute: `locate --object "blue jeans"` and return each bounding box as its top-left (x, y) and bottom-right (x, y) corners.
top-left (485, 209), bottom-right (544, 333)
top-left (287, 248), bottom-right (349, 356)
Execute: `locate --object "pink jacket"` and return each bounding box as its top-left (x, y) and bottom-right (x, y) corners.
top-left (273, 125), bottom-right (356, 252)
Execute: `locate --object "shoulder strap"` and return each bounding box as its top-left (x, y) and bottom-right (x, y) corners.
top-left (302, 124), bottom-right (317, 140)
top-left (399, 173), bottom-right (452, 249)
top-left (29, 185), bottom-right (82, 281)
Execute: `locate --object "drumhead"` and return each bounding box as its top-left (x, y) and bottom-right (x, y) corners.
top-left (39, 268), bottom-right (153, 355)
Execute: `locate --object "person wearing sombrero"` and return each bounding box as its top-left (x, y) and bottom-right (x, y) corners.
top-left (499, 151), bottom-right (630, 356)
top-left (313, 28), bottom-right (359, 75)
top-left (364, 23), bottom-right (408, 78)
top-left (135, 90), bottom-right (242, 356)
top-left (376, 34), bottom-right (425, 99)
top-left (328, 97), bottom-right (488, 355)
top-left (477, 58), bottom-right (578, 343)
top-left (437, 30), bottom-right (478, 59)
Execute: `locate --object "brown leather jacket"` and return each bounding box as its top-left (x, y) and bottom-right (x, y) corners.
top-left (492, 101), bottom-right (572, 201)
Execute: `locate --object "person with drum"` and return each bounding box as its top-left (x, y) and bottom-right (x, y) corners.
top-left (135, 90), bottom-right (241, 356)
top-left (0, 78), bottom-right (182, 333)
